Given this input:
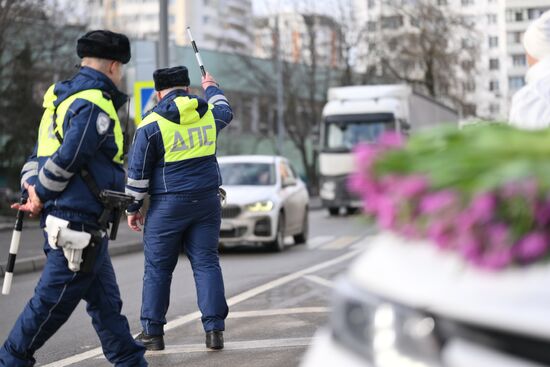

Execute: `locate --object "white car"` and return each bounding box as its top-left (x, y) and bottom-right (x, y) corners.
top-left (218, 155), bottom-right (310, 251)
top-left (302, 232), bottom-right (550, 367)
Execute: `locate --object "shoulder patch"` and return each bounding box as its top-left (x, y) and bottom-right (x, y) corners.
top-left (96, 112), bottom-right (111, 135)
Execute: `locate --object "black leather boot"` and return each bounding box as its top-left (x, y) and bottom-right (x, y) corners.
top-left (135, 331), bottom-right (165, 351)
top-left (205, 330), bottom-right (224, 350)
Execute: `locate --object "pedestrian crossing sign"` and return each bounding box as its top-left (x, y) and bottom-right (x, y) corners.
top-left (133, 81), bottom-right (156, 125)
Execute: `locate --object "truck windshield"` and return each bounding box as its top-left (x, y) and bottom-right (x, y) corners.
top-left (326, 120), bottom-right (392, 150)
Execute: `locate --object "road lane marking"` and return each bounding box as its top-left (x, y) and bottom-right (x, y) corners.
top-left (307, 235), bottom-right (335, 249)
top-left (319, 236), bottom-right (359, 250)
top-left (145, 337), bottom-right (315, 355)
top-left (228, 307), bottom-right (329, 318)
top-left (43, 247), bottom-right (362, 366)
top-left (303, 275), bottom-right (334, 289)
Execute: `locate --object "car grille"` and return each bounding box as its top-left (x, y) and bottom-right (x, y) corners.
top-left (220, 226), bottom-right (247, 238)
top-left (222, 205), bottom-right (241, 219)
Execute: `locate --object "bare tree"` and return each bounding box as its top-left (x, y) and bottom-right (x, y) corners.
top-left (366, 0), bottom-right (479, 115)
top-left (0, 0), bottom-right (85, 189)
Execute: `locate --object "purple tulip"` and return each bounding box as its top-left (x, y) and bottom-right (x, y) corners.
top-left (419, 190), bottom-right (458, 215)
top-left (468, 193), bottom-right (496, 223)
top-left (515, 232), bottom-right (549, 262)
top-left (376, 196), bottom-right (397, 230)
top-left (535, 200), bottom-right (550, 226)
top-left (480, 248), bottom-right (514, 270)
top-left (378, 132), bottom-right (405, 148)
top-left (353, 143), bottom-right (379, 170)
top-left (394, 175), bottom-right (429, 199)
top-left (427, 220), bottom-right (452, 248)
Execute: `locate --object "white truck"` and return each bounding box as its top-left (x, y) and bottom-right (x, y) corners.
top-left (319, 85), bottom-right (458, 216)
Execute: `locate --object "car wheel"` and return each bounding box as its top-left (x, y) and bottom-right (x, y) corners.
top-left (328, 207), bottom-right (339, 216)
top-left (293, 210), bottom-right (308, 245)
top-left (267, 212), bottom-right (285, 252)
top-left (346, 207), bottom-right (359, 215)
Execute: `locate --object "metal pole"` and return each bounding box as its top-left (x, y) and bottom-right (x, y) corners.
top-left (275, 15), bottom-right (285, 156)
top-left (158, 0), bottom-right (169, 68)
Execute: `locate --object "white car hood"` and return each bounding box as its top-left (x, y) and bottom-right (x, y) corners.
top-left (222, 185), bottom-right (278, 206)
top-left (349, 232), bottom-right (550, 340)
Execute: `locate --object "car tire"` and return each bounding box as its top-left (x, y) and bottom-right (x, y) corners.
top-left (293, 210), bottom-right (308, 245)
top-left (267, 212), bottom-right (285, 252)
top-left (346, 207), bottom-right (359, 215)
top-left (328, 207), bottom-right (339, 216)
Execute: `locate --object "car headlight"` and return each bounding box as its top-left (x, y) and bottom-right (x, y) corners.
top-left (245, 200), bottom-right (274, 212)
top-left (331, 279), bottom-right (440, 367)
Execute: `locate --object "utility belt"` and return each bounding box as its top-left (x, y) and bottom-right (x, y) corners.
top-left (45, 215), bottom-right (105, 273)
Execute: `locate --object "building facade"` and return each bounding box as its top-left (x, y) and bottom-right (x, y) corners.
top-left (88, 0), bottom-right (253, 55)
top-left (253, 13), bottom-right (341, 67)
top-left (355, 0), bottom-right (550, 120)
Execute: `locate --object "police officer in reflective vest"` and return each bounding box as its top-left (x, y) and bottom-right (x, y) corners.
top-left (0, 31), bottom-right (148, 366)
top-left (126, 66), bottom-right (232, 350)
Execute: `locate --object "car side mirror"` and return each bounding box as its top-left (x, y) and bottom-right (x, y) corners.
top-left (282, 177), bottom-right (297, 187)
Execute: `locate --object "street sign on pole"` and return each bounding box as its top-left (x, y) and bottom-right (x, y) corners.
top-left (133, 81), bottom-right (156, 125)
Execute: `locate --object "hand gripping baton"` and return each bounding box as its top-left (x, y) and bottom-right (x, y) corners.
top-left (2, 197), bottom-right (26, 295)
top-left (186, 27), bottom-right (206, 77)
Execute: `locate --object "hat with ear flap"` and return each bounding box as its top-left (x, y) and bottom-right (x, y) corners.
top-left (77, 30), bottom-right (131, 64)
top-left (153, 66), bottom-right (191, 91)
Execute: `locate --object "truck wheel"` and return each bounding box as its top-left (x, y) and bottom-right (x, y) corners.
top-left (293, 210), bottom-right (309, 245)
top-left (267, 213), bottom-right (285, 252)
top-left (328, 207), bottom-right (339, 216)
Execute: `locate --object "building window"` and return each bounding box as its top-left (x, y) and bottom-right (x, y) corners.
top-left (438, 0), bottom-right (448, 5)
top-left (487, 14), bottom-right (497, 24)
top-left (509, 76), bottom-right (525, 90)
top-left (381, 15), bottom-right (403, 29)
top-left (461, 0), bottom-right (474, 5)
top-left (368, 0), bottom-right (376, 8)
top-left (506, 10), bottom-right (524, 22)
top-left (489, 80), bottom-right (499, 92)
top-left (463, 104), bottom-right (477, 116)
top-left (488, 36), bottom-right (498, 48)
top-left (507, 31), bottom-right (522, 45)
top-left (489, 104), bottom-right (500, 115)
top-left (489, 58), bottom-right (499, 70)
top-left (464, 81), bottom-right (476, 92)
top-left (512, 54), bottom-right (526, 66)
top-left (367, 21), bottom-right (377, 31)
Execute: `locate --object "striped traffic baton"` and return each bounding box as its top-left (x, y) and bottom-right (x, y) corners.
top-left (2, 197), bottom-right (26, 295)
top-left (186, 27), bottom-right (207, 77)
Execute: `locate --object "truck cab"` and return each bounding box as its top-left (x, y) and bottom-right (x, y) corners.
top-left (319, 85), bottom-right (457, 216)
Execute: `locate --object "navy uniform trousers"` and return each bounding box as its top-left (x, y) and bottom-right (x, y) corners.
top-left (0, 231), bottom-right (147, 367)
top-left (140, 190), bottom-right (229, 336)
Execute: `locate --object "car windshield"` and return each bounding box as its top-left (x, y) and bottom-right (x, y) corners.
top-left (219, 162), bottom-right (276, 186)
top-left (326, 121), bottom-right (392, 150)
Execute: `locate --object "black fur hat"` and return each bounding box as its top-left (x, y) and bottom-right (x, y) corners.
top-left (153, 66), bottom-right (190, 91)
top-left (77, 30), bottom-right (131, 64)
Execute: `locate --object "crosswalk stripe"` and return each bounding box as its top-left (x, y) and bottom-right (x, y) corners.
top-left (318, 236), bottom-right (360, 250)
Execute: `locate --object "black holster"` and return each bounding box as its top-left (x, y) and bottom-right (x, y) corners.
top-left (80, 232), bottom-right (103, 273)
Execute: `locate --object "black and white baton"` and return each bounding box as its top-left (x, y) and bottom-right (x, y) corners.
top-left (186, 27), bottom-right (206, 77)
top-left (2, 198), bottom-right (26, 295)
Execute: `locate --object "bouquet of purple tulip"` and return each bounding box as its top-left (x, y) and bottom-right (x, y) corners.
top-left (349, 124), bottom-right (550, 270)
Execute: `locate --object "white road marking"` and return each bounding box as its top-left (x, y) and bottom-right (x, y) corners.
top-left (307, 235), bottom-right (335, 249)
top-left (42, 247), bottom-right (362, 367)
top-left (228, 307), bottom-right (329, 318)
top-left (319, 236), bottom-right (359, 250)
top-left (303, 275), bottom-right (334, 289)
top-left (146, 337), bottom-right (315, 355)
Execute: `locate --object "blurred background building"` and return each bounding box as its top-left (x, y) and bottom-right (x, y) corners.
top-left (88, 0), bottom-right (254, 54)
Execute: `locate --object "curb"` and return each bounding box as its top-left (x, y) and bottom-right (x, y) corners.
top-left (0, 241), bottom-right (143, 277)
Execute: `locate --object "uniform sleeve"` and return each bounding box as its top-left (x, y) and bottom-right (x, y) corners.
top-left (34, 100), bottom-right (107, 202)
top-left (125, 125), bottom-right (158, 213)
top-left (204, 86), bottom-right (233, 133)
top-left (20, 143), bottom-right (39, 192)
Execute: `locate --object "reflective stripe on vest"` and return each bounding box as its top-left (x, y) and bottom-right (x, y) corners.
top-left (37, 85), bottom-right (124, 164)
top-left (139, 96), bottom-right (216, 163)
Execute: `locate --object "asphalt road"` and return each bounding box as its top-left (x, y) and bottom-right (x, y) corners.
top-left (0, 210), bottom-right (374, 367)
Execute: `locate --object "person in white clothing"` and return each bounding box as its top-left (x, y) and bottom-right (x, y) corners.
top-left (509, 10), bottom-right (550, 129)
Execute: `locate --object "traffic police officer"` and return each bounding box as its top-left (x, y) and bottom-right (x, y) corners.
top-left (0, 31), bottom-right (147, 366)
top-left (126, 66), bottom-right (232, 350)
